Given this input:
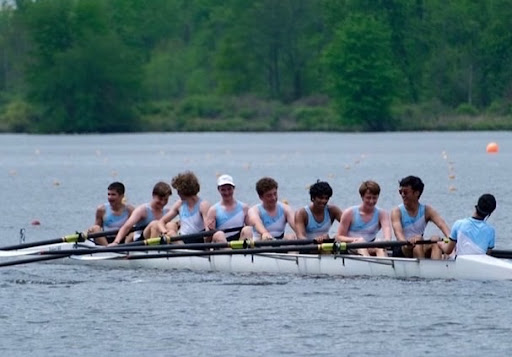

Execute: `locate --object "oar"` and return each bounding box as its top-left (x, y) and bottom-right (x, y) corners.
top-left (125, 226), bottom-right (244, 246)
top-left (37, 238), bottom-right (336, 256)
top-left (0, 226), bottom-right (245, 267)
top-left (0, 224), bottom-right (148, 251)
top-left (38, 238), bottom-right (433, 257)
top-left (124, 240), bottom-right (437, 260)
top-left (0, 254), bottom-right (71, 267)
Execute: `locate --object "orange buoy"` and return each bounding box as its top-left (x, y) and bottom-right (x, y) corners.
top-left (486, 142), bottom-right (499, 153)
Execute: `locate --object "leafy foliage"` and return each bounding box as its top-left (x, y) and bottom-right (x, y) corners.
top-left (0, 0), bottom-right (511, 132)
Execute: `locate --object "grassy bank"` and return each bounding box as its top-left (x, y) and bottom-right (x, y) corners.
top-left (1, 94), bottom-right (512, 133)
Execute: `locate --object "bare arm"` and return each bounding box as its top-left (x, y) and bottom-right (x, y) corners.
top-left (157, 200), bottom-right (180, 233)
top-left (200, 200), bottom-right (212, 231)
top-left (390, 207), bottom-right (407, 242)
top-left (283, 204), bottom-right (296, 235)
top-left (329, 205), bottom-right (343, 224)
top-left (126, 204), bottom-right (135, 216)
top-left (111, 206), bottom-right (146, 245)
top-left (93, 205), bottom-right (105, 228)
top-left (336, 209), bottom-right (361, 243)
top-left (242, 204), bottom-right (251, 225)
top-left (205, 205), bottom-right (217, 231)
top-left (248, 205), bottom-right (272, 239)
top-left (378, 209), bottom-right (392, 241)
top-left (425, 205), bottom-right (451, 238)
top-left (294, 208), bottom-right (308, 239)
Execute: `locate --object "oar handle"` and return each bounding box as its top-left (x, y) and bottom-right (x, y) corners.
top-left (85, 224), bottom-right (148, 240)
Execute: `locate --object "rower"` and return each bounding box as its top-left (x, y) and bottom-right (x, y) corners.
top-left (335, 180), bottom-right (392, 256)
top-left (108, 181), bottom-right (172, 246)
top-left (153, 171), bottom-right (211, 243)
top-left (87, 181), bottom-right (134, 246)
top-left (294, 180), bottom-right (342, 242)
top-left (205, 174), bottom-right (253, 243)
top-left (248, 177), bottom-right (297, 240)
top-left (439, 193), bottom-right (496, 256)
top-left (390, 175), bottom-right (451, 259)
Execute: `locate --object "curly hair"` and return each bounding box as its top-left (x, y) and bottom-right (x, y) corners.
top-left (309, 181), bottom-right (333, 200)
top-left (171, 171), bottom-right (200, 196)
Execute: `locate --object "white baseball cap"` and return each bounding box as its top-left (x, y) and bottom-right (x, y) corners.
top-left (217, 174), bottom-right (235, 187)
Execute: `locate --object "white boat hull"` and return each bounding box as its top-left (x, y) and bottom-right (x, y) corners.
top-left (5, 242), bottom-right (512, 281)
top-left (72, 247), bottom-right (512, 281)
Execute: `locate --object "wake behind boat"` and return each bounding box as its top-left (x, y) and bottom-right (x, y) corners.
top-left (3, 239), bottom-right (512, 281)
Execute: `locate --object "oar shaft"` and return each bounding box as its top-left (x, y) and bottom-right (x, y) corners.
top-left (0, 254), bottom-right (70, 267)
top-left (0, 235), bottom-right (79, 251)
top-left (0, 224), bottom-right (147, 251)
top-left (126, 244), bottom-right (323, 260)
top-left (42, 238), bottom-right (334, 255)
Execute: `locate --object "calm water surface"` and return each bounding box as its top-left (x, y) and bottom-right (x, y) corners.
top-left (0, 132), bottom-right (511, 356)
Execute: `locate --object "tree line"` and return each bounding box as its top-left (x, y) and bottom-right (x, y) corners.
top-left (0, 0), bottom-right (511, 133)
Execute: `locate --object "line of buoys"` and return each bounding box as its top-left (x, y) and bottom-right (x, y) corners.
top-left (486, 142), bottom-right (499, 153)
top-left (441, 150), bottom-right (457, 192)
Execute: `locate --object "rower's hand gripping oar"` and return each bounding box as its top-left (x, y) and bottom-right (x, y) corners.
top-left (125, 226), bottom-right (244, 247)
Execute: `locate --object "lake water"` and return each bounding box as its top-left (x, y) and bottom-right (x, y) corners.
top-left (0, 132), bottom-right (511, 356)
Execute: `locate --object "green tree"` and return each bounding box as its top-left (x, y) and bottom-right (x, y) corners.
top-left (23, 0), bottom-right (142, 133)
top-left (324, 14), bottom-right (398, 131)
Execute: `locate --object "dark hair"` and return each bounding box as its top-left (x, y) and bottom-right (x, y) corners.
top-left (309, 181), bottom-right (333, 199)
top-left (255, 177), bottom-right (278, 197)
top-left (476, 193), bottom-right (496, 217)
top-left (152, 181), bottom-right (172, 197)
top-left (399, 175), bottom-right (424, 197)
top-left (108, 182), bottom-right (125, 195)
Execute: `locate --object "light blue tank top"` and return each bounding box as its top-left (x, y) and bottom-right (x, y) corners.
top-left (179, 199), bottom-right (205, 234)
top-left (253, 202), bottom-right (286, 238)
top-left (304, 205), bottom-right (331, 239)
top-left (103, 203), bottom-right (130, 230)
top-left (215, 201), bottom-right (245, 238)
top-left (347, 206), bottom-right (381, 242)
top-left (399, 203), bottom-right (427, 240)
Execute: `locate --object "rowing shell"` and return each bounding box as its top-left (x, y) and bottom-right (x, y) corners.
top-left (22, 242), bottom-right (512, 281)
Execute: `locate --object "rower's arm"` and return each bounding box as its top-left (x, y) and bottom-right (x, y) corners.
top-left (329, 205), bottom-right (343, 224)
top-left (426, 205), bottom-right (451, 238)
top-left (200, 200), bottom-right (212, 231)
top-left (157, 201), bottom-right (180, 233)
top-left (111, 207), bottom-right (144, 245)
top-left (379, 209), bottom-right (392, 241)
top-left (248, 206), bottom-right (268, 236)
top-left (93, 205), bottom-right (105, 227)
top-left (390, 208), bottom-right (407, 242)
top-left (242, 204), bottom-right (251, 226)
top-left (205, 205), bottom-right (217, 231)
top-left (335, 209), bottom-right (358, 243)
top-left (294, 208), bottom-right (308, 239)
top-left (284, 204), bottom-right (297, 235)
